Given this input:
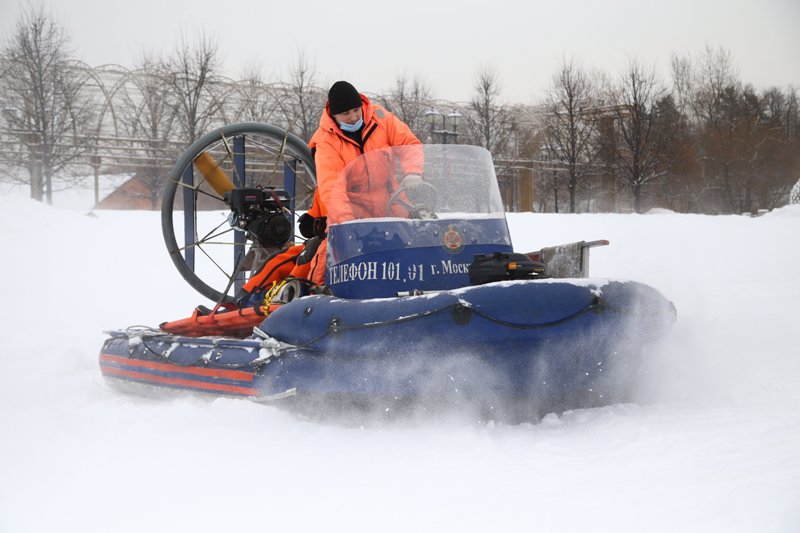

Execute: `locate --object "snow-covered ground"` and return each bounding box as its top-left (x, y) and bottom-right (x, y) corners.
top-left (1, 189), bottom-right (798, 532)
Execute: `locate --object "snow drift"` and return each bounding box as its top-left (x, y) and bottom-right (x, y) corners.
top-left (1, 191), bottom-right (798, 532)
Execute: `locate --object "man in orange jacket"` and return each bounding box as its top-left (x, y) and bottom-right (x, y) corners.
top-left (307, 81), bottom-right (423, 285)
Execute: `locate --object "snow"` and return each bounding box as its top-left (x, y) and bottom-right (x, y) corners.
top-left (0, 174), bottom-right (133, 210)
top-left (1, 188), bottom-right (799, 532)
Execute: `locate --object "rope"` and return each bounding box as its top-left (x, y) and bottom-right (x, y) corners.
top-left (469, 296), bottom-right (603, 330)
top-left (261, 279), bottom-right (288, 313)
top-left (326, 296), bottom-right (601, 334)
top-left (134, 332), bottom-right (261, 369)
top-left (119, 295), bottom-right (604, 367)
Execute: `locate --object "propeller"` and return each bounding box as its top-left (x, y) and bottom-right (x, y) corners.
top-left (193, 151), bottom-right (235, 196)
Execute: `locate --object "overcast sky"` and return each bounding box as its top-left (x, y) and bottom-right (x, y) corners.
top-left (1, 0), bottom-right (798, 103)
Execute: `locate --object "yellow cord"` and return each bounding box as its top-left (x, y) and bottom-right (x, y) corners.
top-left (261, 279), bottom-right (288, 314)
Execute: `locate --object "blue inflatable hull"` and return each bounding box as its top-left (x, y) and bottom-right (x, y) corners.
top-left (100, 278), bottom-right (675, 418)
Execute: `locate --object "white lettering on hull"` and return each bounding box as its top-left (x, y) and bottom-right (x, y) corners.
top-left (329, 259), bottom-right (471, 284)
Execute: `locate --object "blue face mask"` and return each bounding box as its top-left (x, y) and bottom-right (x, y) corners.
top-left (339, 118), bottom-right (363, 132)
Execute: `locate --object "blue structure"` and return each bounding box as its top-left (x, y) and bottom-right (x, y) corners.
top-left (101, 144), bottom-right (676, 420)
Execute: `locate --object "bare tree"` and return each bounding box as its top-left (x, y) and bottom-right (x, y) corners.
top-left (784, 86), bottom-right (799, 140)
top-left (233, 67), bottom-right (282, 124)
top-left (686, 48), bottom-right (773, 212)
top-left (284, 50), bottom-right (325, 142)
top-left (746, 86), bottom-right (800, 210)
top-left (667, 48), bottom-right (800, 213)
top-left (689, 47), bottom-right (739, 127)
top-left (687, 47), bottom-right (744, 211)
top-left (164, 32), bottom-right (224, 143)
top-left (385, 72), bottom-right (433, 139)
top-left (607, 58), bottom-right (671, 212)
top-left (466, 64), bottom-right (514, 155)
top-left (670, 53), bottom-right (695, 124)
top-left (543, 57), bottom-right (601, 212)
top-left (0, 4), bottom-right (94, 203)
top-left (118, 55), bottom-right (180, 208)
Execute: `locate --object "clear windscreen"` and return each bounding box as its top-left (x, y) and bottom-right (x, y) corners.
top-left (324, 144), bottom-right (506, 224)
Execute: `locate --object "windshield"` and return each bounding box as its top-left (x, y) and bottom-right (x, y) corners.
top-left (324, 144), bottom-right (506, 224)
top-left (324, 145), bottom-right (514, 298)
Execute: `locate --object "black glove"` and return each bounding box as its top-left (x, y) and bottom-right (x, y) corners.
top-left (299, 213), bottom-right (327, 239)
top-left (313, 216), bottom-right (327, 237)
top-left (296, 236), bottom-right (322, 265)
top-left (298, 212), bottom-right (315, 239)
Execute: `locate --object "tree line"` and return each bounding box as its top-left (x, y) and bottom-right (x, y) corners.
top-left (1, 5), bottom-right (797, 213)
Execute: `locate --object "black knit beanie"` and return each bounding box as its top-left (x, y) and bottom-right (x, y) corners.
top-left (328, 81), bottom-right (362, 115)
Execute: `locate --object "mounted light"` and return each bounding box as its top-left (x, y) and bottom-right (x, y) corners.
top-left (447, 109), bottom-right (462, 132)
top-left (425, 108), bottom-right (443, 131)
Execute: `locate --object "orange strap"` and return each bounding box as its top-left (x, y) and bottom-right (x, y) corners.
top-left (159, 304), bottom-right (282, 338)
top-left (242, 244), bottom-right (305, 293)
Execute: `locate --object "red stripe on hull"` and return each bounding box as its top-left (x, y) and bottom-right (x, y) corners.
top-left (99, 353), bottom-right (254, 382)
top-left (101, 365), bottom-right (258, 396)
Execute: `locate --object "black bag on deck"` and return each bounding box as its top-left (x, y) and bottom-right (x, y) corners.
top-left (468, 252), bottom-right (546, 285)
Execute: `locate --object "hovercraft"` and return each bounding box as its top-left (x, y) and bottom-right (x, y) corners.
top-left (99, 125), bottom-right (675, 420)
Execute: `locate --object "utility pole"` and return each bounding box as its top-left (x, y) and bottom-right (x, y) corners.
top-left (553, 169), bottom-right (559, 213)
top-left (90, 155), bottom-right (102, 206)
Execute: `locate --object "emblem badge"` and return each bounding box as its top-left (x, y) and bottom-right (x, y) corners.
top-left (442, 225), bottom-right (464, 254)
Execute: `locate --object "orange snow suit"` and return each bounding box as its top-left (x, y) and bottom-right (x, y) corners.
top-left (309, 94), bottom-right (422, 225)
top-left (241, 244), bottom-right (305, 293)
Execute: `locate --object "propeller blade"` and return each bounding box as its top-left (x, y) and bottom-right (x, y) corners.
top-left (193, 152), bottom-right (235, 195)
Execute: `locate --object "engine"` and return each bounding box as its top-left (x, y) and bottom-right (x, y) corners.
top-left (224, 187), bottom-right (292, 247)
